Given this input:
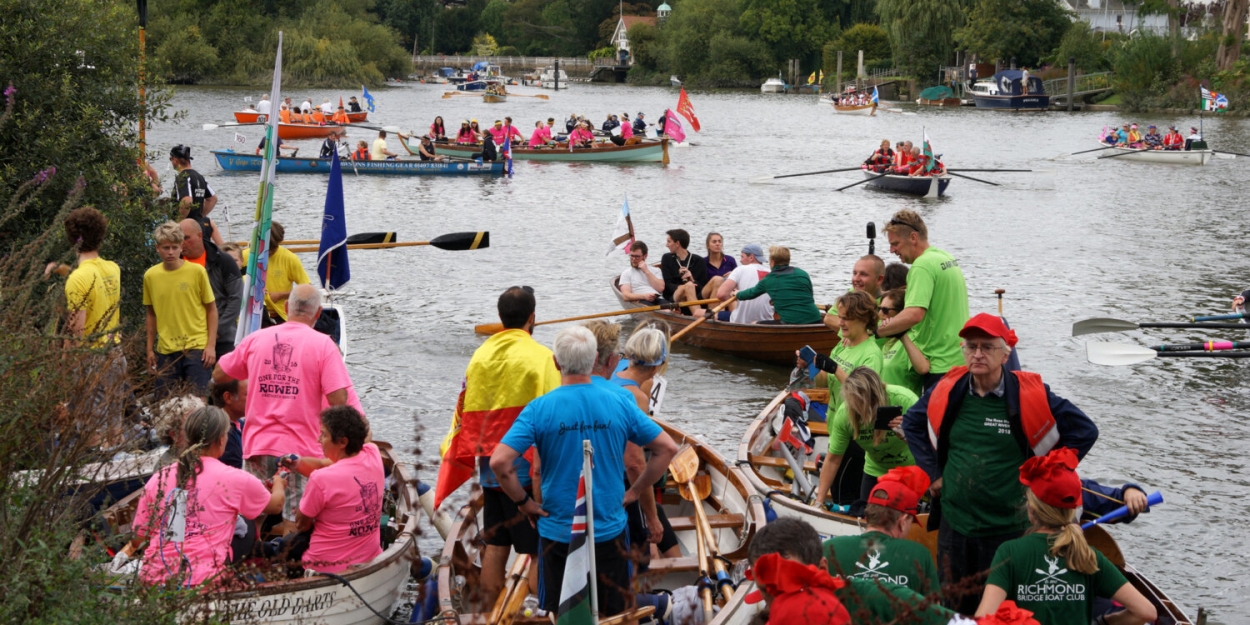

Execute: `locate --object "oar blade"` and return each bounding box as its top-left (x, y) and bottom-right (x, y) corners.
top-left (1086, 342), bottom-right (1158, 366)
top-left (345, 231), bottom-right (397, 245)
top-left (1072, 317), bottom-right (1140, 336)
top-left (430, 231), bottom-right (490, 251)
top-left (668, 445), bottom-right (700, 483)
top-left (474, 322), bottom-right (505, 336)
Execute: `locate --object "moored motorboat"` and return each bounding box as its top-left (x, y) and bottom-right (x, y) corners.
top-left (670, 75), bottom-right (683, 87)
top-left (833, 103), bottom-right (877, 115)
top-left (212, 150), bottom-right (504, 176)
top-left (760, 75), bottom-right (788, 94)
top-left (610, 277), bottom-right (838, 365)
top-left (1093, 144), bottom-right (1214, 165)
top-left (409, 136), bottom-right (670, 164)
top-left (972, 70), bottom-right (1049, 110)
top-left (863, 169), bottom-right (951, 198)
top-left (234, 111), bottom-right (367, 124)
top-left (435, 419), bottom-right (765, 624)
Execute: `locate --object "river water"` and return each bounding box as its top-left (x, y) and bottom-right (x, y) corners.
top-left (152, 83), bottom-right (1250, 619)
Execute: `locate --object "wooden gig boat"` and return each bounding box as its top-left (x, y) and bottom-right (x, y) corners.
top-left (482, 93), bottom-right (507, 104)
top-left (833, 103), bottom-right (877, 116)
top-left (276, 123), bottom-right (352, 141)
top-left (738, 387), bottom-right (1197, 624)
top-left (863, 169), bottom-right (951, 198)
top-left (407, 136), bottom-right (670, 164)
top-left (1094, 144), bottom-right (1213, 166)
top-left (234, 111), bottom-right (367, 124)
top-left (212, 150), bottom-right (504, 176)
top-left (611, 277), bottom-right (838, 365)
top-left (435, 419), bottom-right (766, 624)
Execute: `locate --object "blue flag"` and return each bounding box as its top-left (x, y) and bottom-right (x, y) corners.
top-left (872, 86), bottom-right (880, 104)
top-left (362, 85), bottom-right (376, 112)
top-left (502, 134), bottom-right (513, 178)
top-left (317, 150), bottom-right (350, 290)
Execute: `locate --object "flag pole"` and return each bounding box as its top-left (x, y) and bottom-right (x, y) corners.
top-left (582, 439), bottom-right (599, 623)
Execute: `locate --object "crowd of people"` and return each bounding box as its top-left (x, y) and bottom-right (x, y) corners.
top-left (240, 93), bottom-right (364, 125)
top-left (1100, 123), bottom-right (1202, 150)
top-left (836, 90), bottom-right (875, 106)
top-left (862, 138), bottom-right (948, 176)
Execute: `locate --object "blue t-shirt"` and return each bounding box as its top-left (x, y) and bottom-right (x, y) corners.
top-left (479, 455), bottom-right (530, 489)
top-left (500, 382), bottom-right (662, 543)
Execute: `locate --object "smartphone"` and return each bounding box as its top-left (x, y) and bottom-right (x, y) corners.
top-left (875, 406), bottom-right (902, 431)
top-left (799, 345), bottom-right (819, 379)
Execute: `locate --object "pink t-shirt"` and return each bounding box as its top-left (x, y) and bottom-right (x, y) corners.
top-left (488, 126), bottom-right (507, 144)
top-left (299, 443), bottom-right (385, 573)
top-left (219, 322), bottom-right (354, 458)
top-left (621, 123), bottom-right (633, 139)
top-left (134, 457), bottom-right (270, 587)
top-left (529, 129), bottom-right (546, 145)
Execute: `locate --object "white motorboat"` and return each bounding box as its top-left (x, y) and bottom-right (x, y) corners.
top-left (760, 74), bottom-right (788, 94)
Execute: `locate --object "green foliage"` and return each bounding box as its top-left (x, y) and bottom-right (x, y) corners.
top-left (877, 0), bottom-right (970, 80)
top-left (1051, 22), bottom-right (1108, 72)
top-left (588, 46), bottom-right (618, 61)
top-left (833, 23), bottom-right (892, 62)
top-left (739, 0), bottom-right (835, 66)
top-left (953, 0), bottom-right (1072, 68)
top-left (152, 24), bottom-right (220, 84)
top-left (704, 33), bottom-right (776, 86)
top-left (497, 45), bottom-right (521, 56)
top-left (473, 33), bottom-right (500, 56)
top-left (1110, 32), bottom-right (1229, 111)
top-left (479, 0), bottom-right (509, 40)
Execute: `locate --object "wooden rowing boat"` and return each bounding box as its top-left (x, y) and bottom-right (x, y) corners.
top-left (833, 103), bottom-right (877, 116)
top-left (1094, 144), bottom-right (1214, 165)
top-left (403, 135), bottom-right (670, 163)
top-left (84, 444), bottom-right (421, 624)
top-left (610, 277), bottom-right (838, 365)
top-left (738, 387), bottom-right (1196, 624)
top-left (482, 93), bottom-right (507, 103)
top-left (917, 85), bottom-right (962, 107)
top-left (234, 111), bottom-right (367, 124)
top-left (434, 418), bottom-right (765, 624)
top-left (863, 169), bottom-right (951, 198)
top-left (212, 150), bottom-right (504, 176)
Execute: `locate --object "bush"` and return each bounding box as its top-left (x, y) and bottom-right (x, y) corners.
top-left (833, 23), bottom-right (892, 62)
top-left (1112, 34), bottom-right (1178, 110)
top-left (152, 25), bottom-right (220, 84)
top-left (703, 33), bottom-right (775, 86)
top-left (1051, 22), bottom-right (1107, 73)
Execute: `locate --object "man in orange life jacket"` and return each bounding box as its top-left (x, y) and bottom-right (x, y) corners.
top-left (900, 313), bottom-right (1099, 615)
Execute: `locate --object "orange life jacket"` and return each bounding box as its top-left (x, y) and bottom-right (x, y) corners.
top-left (924, 366), bottom-right (1059, 457)
top-left (279, 109), bottom-right (291, 124)
top-left (332, 111), bottom-right (349, 125)
top-left (312, 110), bottom-right (326, 124)
top-left (353, 147), bottom-right (370, 161)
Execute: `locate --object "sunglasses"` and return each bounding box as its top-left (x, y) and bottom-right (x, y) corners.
top-left (878, 306), bottom-right (899, 314)
top-left (887, 218), bottom-right (916, 231)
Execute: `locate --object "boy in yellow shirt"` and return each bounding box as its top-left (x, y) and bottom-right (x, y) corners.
top-left (240, 221), bottom-right (310, 323)
top-left (61, 206), bottom-right (122, 346)
top-left (143, 221), bottom-right (217, 395)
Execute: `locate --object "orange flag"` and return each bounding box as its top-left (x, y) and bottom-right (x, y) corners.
top-left (676, 87), bottom-right (700, 132)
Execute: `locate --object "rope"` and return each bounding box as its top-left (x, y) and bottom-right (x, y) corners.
top-left (320, 572), bottom-right (458, 625)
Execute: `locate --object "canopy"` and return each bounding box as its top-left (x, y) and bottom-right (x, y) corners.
top-left (473, 61), bottom-right (489, 71)
top-left (992, 70), bottom-right (1045, 96)
top-left (919, 85), bottom-right (955, 100)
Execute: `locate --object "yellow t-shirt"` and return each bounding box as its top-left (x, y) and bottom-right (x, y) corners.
top-left (65, 257), bottom-right (121, 347)
top-left (241, 246), bottom-right (311, 320)
top-left (371, 137), bottom-right (389, 160)
top-left (142, 261), bottom-right (215, 354)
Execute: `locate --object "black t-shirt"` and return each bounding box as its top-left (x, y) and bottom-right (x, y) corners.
top-left (659, 251), bottom-right (709, 299)
top-left (348, 101), bottom-right (362, 112)
top-left (173, 168), bottom-right (215, 222)
top-left (418, 140), bottom-right (436, 161)
top-left (320, 137), bottom-right (337, 159)
top-left (480, 138), bottom-right (497, 161)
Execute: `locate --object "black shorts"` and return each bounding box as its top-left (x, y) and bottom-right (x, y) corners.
top-left (539, 532), bottom-right (631, 615)
top-left (626, 500), bottom-right (679, 558)
top-left (481, 488), bottom-right (539, 555)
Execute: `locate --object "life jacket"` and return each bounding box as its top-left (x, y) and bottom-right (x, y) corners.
top-left (1163, 133), bottom-right (1182, 147)
top-left (925, 366), bottom-right (1059, 458)
top-left (279, 109), bottom-right (291, 124)
top-left (352, 147), bottom-right (370, 160)
top-left (331, 111), bottom-right (349, 124)
top-left (312, 110), bottom-right (326, 124)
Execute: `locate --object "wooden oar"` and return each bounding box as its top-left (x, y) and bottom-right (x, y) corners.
top-left (749, 166), bottom-right (864, 183)
top-left (474, 298), bottom-right (718, 335)
top-left (669, 445), bottom-right (716, 620)
top-left (836, 173), bottom-right (886, 192)
top-left (285, 231), bottom-right (488, 254)
top-left (946, 171), bottom-right (1000, 186)
top-left (1083, 524), bottom-right (1126, 568)
top-left (488, 554), bottom-right (531, 625)
top-left (1213, 150), bottom-right (1250, 158)
top-left (1071, 146), bottom-right (1113, 155)
top-left (947, 168), bottom-right (1035, 173)
top-left (1072, 317), bottom-right (1250, 336)
top-left (238, 231), bottom-right (397, 247)
top-left (670, 297), bottom-right (735, 342)
top-left (672, 465), bottom-right (735, 604)
top-left (1085, 342), bottom-right (1250, 366)
top-left (1193, 312), bottom-right (1249, 322)
top-left (202, 122), bottom-right (266, 130)
top-left (508, 93), bottom-right (550, 100)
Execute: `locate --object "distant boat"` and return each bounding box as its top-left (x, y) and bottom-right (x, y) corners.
top-left (761, 74), bottom-right (787, 94)
top-left (917, 85), bottom-right (962, 107)
top-left (972, 70), bottom-right (1049, 111)
top-left (670, 75), bottom-right (683, 87)
top-left (539, 66), bottom-right (570, 89)
top-left (212, 150), bottom-right (504, 176)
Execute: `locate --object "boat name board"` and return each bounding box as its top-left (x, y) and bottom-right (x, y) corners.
top-left (219, 589), bottom-right (338, 620)
top-left (217, 154), bottom-right (496, 173)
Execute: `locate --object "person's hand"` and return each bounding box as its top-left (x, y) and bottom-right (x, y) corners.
top-left (795, 349), bottom-right (809, 370)
top-left (44, 261), bottom-right (60, 278)
top-left (646, 513), bottom-right (663, 544)
top-left (146, 350), bottom-right (157, 372)
top-left (1124, 488), bottom-right (1149, 514)
top-left (928, 477), bottom-right (943, 498)
top-left (645, 292), bottom-right (658, 303)
top-left (811, 494), bottom-right (825, 508)
top-left (278, 454), bottom-right (300, 471)
top-left (878, 315), bottom-right (893, 330)
top-left (271, 471), bottom-right (287, 492)
top-left (888, 416), bottom-right (903, 430)
top-left (202, 345), bottom-right (216, 368)
top-left (623, 486), bottom-right (640, 507)
top-left (1233, 296), bottom-right (1244, 311)
top-left (109, 549), bottom-right (131, 574)
top-left (519, 498), bottom-right (548, 527)
top-left (680, 268), bottom-right (693, 283)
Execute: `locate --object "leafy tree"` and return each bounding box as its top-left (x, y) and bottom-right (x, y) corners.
top-left (876, 0), bottom-right (970, 80)
top-left (953, 0), bottom-right (1072, 68)
top-left (1051, 22), bottom-right (1107, 72)
top-left (435, 0), bottom-right (487, 54)
top-left (705, 32), bottom-right (776, 85)
top-left (1112, 34), bottom-right (1178, 108)
top-left (739, 0), bottom-right (835, 66)
top-left (834, 23), bottom-right (892, 62)
top-left (480, 0), bottom-right (509, 42)
top-left (473, 32), bottom-right (500, 56)
top-left (379, 0), bottom-right (442, 52)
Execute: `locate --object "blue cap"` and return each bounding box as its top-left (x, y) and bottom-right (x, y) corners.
top-left (741, 243), bottom-right (766, 258)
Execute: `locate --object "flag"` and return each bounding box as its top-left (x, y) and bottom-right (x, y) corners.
top-left (663, 109), bottom-right (686, 143)
top-left (922, 129), bottom-right (936, 174)
top-left (316, 150), bottom-right (350, 290)
top-left (1201, 86), bottom-right (1228, 112)
top-left (676, 87), bottom-right (701, 131)
top-left (607, 195), bottom-right (635, 257)
top-left (362, 85), bottom-right (376, 112)
top-left (872, 86), bottom-right (880, 105)
top-left (238, 32), bottom-right (284, 344)
top-left (556, 442), bottom-right (597, 625)
top-left (502, 134), bottom-right (513, 178)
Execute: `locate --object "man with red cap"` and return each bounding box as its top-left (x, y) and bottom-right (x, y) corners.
top-left (822, 465), bottom-right (939, 597)
top-left (901, 313), bottom-right (1100, 615)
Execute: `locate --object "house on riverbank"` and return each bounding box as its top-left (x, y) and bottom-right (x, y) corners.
top-left (1059, 0), bottom-right (1168, 35)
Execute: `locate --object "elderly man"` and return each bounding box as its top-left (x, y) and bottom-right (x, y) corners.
top-left (618, 241), bottom-right (665, 304)
top-left (878, 210), bottom-right (968, 389)
top-left (735, 246), bottom-right (822, 324)
top-left (716, 243), bottom-right (773, 323)
top-left (180, 218), bottom-right (241, 356)
top-left (492, 326), bottom-right (677, 618)
top-left (659, 229), bottom-right (709, 317)
top-left (824, 254), bottom-right (886, 331)
top-left (901, 313), bottom-right (1099, 615)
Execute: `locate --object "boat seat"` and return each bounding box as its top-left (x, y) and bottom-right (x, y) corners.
top-left (647, 555), bottom-right (701, 572)
top-left (807, 421), bottom-right (829, 436)
top-left (665, 513), bottom-right (746, 533)
top-left (749, 454), bottom-right (819, 473)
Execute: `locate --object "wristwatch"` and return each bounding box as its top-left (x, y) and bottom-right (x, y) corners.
top-left (513, 492), bottom-right (533, 507)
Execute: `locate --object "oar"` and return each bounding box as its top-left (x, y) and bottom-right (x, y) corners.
top-left (1085, 342), bottom-right (1250, 366)
top-left (1071, 146), bottom-right (1113, 155)
top-left (749, 166), bottom-right (864, 183)
top-left (836, 173), bottom-right (886, 192)
top-left (508, 93), bottom-right (550, 100)
top-left (947, 168), bottom-right (1035, 173)
top-left (238, 232), bottom-right (397, 247)
top-left (285, 231), bottom-right (488, 254)
top-left (1149, 340), bottom-right (1250, 352)
top-left (488, 554), bottom-right (531, 625)
top-left (1072, 317), bottom-right (1250, 336)
top-left (202, 122), bottom-right (266, 130)
top-left (1214, 150), bottom-right (1250, 158)
top-left (473, 298), bottom-right (719, 335)
top-left (1082, 491), bottom-right (1163, 529)
top-left (946, 171), bottom-right (1000, 186)
top-left (671, 297), bottom-right (735, 342)
top-left (1193, 312), bottom-right (1249, 322)
top-left (672, 466), bottom-right (735, 605)
top-left (669, 445), bottom-right (716, 620)
top-left (1097, 148), bottom-right (1147, 159)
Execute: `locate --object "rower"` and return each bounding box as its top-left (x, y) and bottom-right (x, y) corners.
top-left (352, 140), bottom-right (370, 161)
top-left (528, 120), bottom-right (548, 147)
top-left (735, 246), bottom-right (823, 324)
top-left (347, 96), bottom-right (362, 112)
top-left (330, 105), bottom-right (349, 125)
top-left (568, 121), bottom-right (595, 148)
top-left (429, 116), bottom-right (447, 141)
top-left (370, 130), bottom-right (397, 160)
top-left (1143, 124), bottom-right (1163, 149)
top-left (319, 98), bottom-right (333, 115)
top-left (891, 141), bottom-right (913, 174)
top-left (618, 241), bottom-right (665, 304)
top-left (1185, 126), bottom-right (1202, 149)
top-left (700, 232), bottom-right (737, 300)
top-left (502, 116), bottom-right (524, 145)
top-left (257, 135), bottom-right (297, 157)
top-left (863, 140), bottom-right (893, 173)
top-left (318, 130), bottom-right (342, 159)
top-left (1162, 125), bottom-right (1184, 150)
top-left (299, 97), bottom-right (313, 113)
top-left (256, 94), bottom-right (271, 116)
top-left (715, 243), bottom-right (773, 323)
top-left (417, 135), bottom-right (445, 162)
top-left (278, 103), bottom-right (292, 124)
top-left (456, 120), bottom-right (476, 145)
top-left (659, 228), bottom-right (709, 317)
top-left (632, 112), bottom-right (647, 136)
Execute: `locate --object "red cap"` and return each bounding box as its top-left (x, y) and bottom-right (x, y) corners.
top-left (1019, 448), bottom-right (1081, 509)
top-left (977, 600), bottom-right (1042, 625)
top-left (742, 554), bottom-right (849, 623)
top-left (868, 466), bottom-right (931, 516)
top-left (959, 313), bottom-right (1018, 347)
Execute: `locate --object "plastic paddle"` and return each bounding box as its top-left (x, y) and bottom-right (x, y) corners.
top-left (750, 166), bottom-right (864, 183)
top-left (1072, 317), bottom-right (1250, 336)
top-left (285, 231), bottom-right (488, 254)
top-left (1082, 491), bottom-right (1163, 530)
top-left (1192, 312), bottom-right (1248, 322)
top-left (473, 298), bottom-right (719, 335)
top-left (671, 297), bottom-right (735, 342)
top-left (1085, 342), bottom-right (1250, 366)
top-left (836, 173), bottom-right (887, 192)
top-left (946, 171), bottom-right (1000, 186)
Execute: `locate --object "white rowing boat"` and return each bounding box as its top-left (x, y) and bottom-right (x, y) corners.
top-left (1095, 144), bottom-right (1213, 165)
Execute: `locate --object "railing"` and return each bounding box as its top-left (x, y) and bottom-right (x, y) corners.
top-left (1044, 71), bottom-right (1114, 100)
top-left (410, 55), bottom-right (594, 69)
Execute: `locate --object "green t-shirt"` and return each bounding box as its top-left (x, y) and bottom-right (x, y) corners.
top-left (735, 265), bottom-right (823, 324)
top-left (836, 577), bottom-right (953, 625)
top-left (942, 393), bottom-right (1030, 537)
top-left (903, 246), bottom-right (969, 374)
top-left (827, 385), bottom-right (918, 476)
top-left (824, 530), bottom-right (939, 597)
top-left (986, 533), bottom-right (1129, 624)
top-left (825, 338), bottom-right (884, 414)
top-left (880, 335), bottom-right (924, 397)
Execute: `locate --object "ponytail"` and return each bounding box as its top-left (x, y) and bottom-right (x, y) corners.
top-left (1027, 490), bottom-right (1099, 575)
top-left (176, 407), bottom-right (230, 491)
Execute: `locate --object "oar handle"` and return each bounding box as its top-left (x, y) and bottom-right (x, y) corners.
top-left (1153, 341), bottom-right (1250, 352)
top-left (1081, 491), bottom-right (1163, 529)
top-left (1192, 312), bottom-right (1248, 322)
top-left (1140, 322), bottom-right (1250, 330)
top-left (671, 297), bottom-right (735, 342)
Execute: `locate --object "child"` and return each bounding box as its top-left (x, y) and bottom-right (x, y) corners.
top-left (143, 221), bottom-right (217, 395)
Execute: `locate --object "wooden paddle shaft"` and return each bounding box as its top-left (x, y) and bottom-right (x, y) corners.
top-left (488, 554), bottom-right (530, 624)
top-left (671, 296), bottom-right (735, 342)
top-left (689, 478), bottom-right (733, 606)
top-left (286, 241), bottom-right (430, 254)
top-left (536, 298), bottom-right (719, 327)
top-left (688, 482), bottom-right (716, 622)
top-left (996, 288), bottom-right (1005, 316)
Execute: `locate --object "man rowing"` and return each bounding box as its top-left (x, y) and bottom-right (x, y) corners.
top-left (716, 243), bottom-right (773, 323)
top-left (1162, 125), bottom-right (1184, 150)
top-left (1142, 124), bottom-right (1163, 149)
top-left (735, 246), bottom-right (823, 324)
top-left (618, 241), bottom-right (665, 304)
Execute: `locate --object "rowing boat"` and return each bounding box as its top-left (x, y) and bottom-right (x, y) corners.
top-left (275, 123), bottom-right (351, 141)
top-left (738, 387), bottom-right (1196, 624)
top-left (1093, 144), bottom-right (1214, 165)
top-left (234, 111), bottom-right (368, 124)
top-left (610, 277), bottom-right (838, 365)
top-left (403, 136), bottom-right (670, 164)
top-left (85, 444), bottom-right (420, 624)
top-left (212, 150), bottom-right (504, 176)
top-left (833, 103), bottom-right (877, 116)
top-left (863, 170), bottom-right (951, 198)
top-left (482, 93), bottom-right (507, 103)
top-left (434, 418), bottom-right (765, 624)
top-left (917, 85), bottom-right (962, 107)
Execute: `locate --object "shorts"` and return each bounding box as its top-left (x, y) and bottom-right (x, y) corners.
top-left (539, 532), bottom-right (631, 615)
top-left (245, 455), bottom-right (306, 522)
top-left (626, 499), bottom-right (679, 559)
top-left (481, 487), bottom-right (539, 555)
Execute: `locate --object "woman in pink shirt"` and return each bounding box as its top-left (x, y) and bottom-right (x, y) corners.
top-left (130, 407), bottom-right (286, 587)
top-left (283, 406), bottom-right (383, 574)
top-left (569, 122), bottom-right (595, 148)
top-left (455, 120), bottom-right (476, 145)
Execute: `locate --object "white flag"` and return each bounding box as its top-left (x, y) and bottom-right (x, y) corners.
top-left (606, 196), bottom-right (634, 257)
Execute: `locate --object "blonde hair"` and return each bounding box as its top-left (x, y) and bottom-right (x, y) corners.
top-left (883, 210), bottom-right (928, 240)
top-left (153, 221), bottom-right (185, 245)
top-left (624, 327), bottom-right (668, 370)
top-left (635, 319), bottom-right (672, 375)
top-left (1026, 490), bottom-right (1099, 575)
top-left (768, 245), bottom-right (790, 266)
top-left (155, 395), bottom-right (205, 446)
top-left (841, 367), bottom-right (889, 445)
top-left (582, 320), bottom-right (622, 369)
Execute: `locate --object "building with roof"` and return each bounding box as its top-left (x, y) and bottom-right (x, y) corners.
top-left (1059, 0), bottom-right (1168, 35)
top-left (610, 15), bottom-right (657, 65)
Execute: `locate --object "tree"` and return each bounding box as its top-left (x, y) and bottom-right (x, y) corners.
top-left (833, 23), bottom-right (892, 62)
top-left (1052, 22), bottom-right (1107, 72)
top-left (876, 0), bottom-right (970, 80)
top-left (479, 0), bottom-right (509, 44)
top-left (953, 0), bottom-right (1072, 68)
top-left (472, 32), bottom-right (500, 56)
top-left (1216, 0), bottom-right (1248, 70)
top-left (739, 0), bottom-right (835, 66)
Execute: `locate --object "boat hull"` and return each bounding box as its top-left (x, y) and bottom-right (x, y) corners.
top-left (972, 94), bottom-right (1050, 110)
top-left (1095, 145), bottom-right (1213, 165)
top-left (864, 171), bottom-right (951, 198)
top-left (917, 98), bottom-right (962, 107)
top-left (611, 277), bottom-right (838, 365)
top-left (234, 111), bottom-right (367, 124)
top-left (482, 94), bottom-right (507, 103)
top-left (833, 104), bottom-right (877, 115)
top-left (277, 123), bottom-right (351, 140)
top-left (414, 137), bottom-right (669, 163)
top-left (211, 151), bottom-right (504, 176)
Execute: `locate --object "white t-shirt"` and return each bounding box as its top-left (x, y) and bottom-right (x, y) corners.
top-left (321, 101), bottom-right (334, 115)
top-left (727, 263), bottom-right (774, 323)
top-left (256, 98), bottom-right (271, 115)
top-left (620, 265), bottom-right (661, 297)
top-left (300, 99), bottom-right (313, 113)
